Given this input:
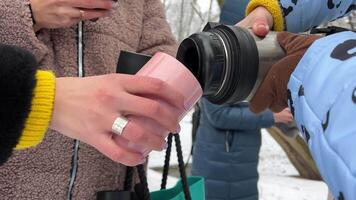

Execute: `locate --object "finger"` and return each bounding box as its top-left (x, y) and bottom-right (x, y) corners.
top-left (121, 117), bottom-right (168, 151)
top-left (118, 93), bottom-right (181, 132)
top-left (93, 133), bottom-right (145, 166)
top-left (252, 19), bottom-right (270, 37)
top-left (69, 0), bottom-right (113, 10)
top-left (112, 135), bottom-right (152, 157)
top-left (123, 76), bottom-right (185, 110)
top-left (270, 105), bottom-right (288, 113)
top-left (71, 8), bottom-right (110, 21)
top-left (62, 7), bottom-right (109, 24)
top-left (52, 8), bottom-right (82, 27)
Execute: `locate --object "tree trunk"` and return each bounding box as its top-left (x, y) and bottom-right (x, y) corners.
top-left (178, 0), bottom-right (186, 41)
top-left (267, 126), bottom-right (322, 180)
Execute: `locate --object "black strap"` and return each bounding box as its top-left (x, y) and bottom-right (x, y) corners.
top-left (161, 133), bottom-right (173, 190)
top-left (136, 165), bottom-right (151, 200)
top-left (161, 134), bottom-right (191, 200)
top-left (124, 166), bottom-right (134, 191)
top-left (173, 134), bottom-right (192, 200)
top-left (125, 133), bottom-right (192, 200)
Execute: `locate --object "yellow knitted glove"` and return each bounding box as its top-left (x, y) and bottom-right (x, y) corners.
top-left (246, 0), bottom-right (285, 32)
top-left (15, 71), bottom-right (55, 150)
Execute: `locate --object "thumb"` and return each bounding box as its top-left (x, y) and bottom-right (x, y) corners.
top-left (252, 19), bottom-right (270, 37)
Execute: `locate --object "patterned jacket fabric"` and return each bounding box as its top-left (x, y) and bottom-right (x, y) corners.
top-left (279, 1), bottom-right (356, 199)
top-left (288, 31), bottom-right (356, 200)
top-left (279, 0), bottom-right (356, 32)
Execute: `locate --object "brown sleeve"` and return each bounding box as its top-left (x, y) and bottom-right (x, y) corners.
top-left (0, 0), bottom-right (48, 61)
top-left (136, 0), bottom-right (178, 57)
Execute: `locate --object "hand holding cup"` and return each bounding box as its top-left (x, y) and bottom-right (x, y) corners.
top-left (50, 73), bottom-right (185, 166)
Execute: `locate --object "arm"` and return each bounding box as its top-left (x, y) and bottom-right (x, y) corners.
top-left (136, 0), bottom-right (178, 56)
top-left (201, 98), bottom-right (274, 130)
top-left (287, 32), bottom-right (356, 199)
top-left (246, 0), bottom-right (356, 32)
top-left (0, 45), bottom-right (55, 165)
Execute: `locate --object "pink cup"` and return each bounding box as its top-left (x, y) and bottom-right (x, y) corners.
top-left (125, 52), bottom-right (203, 154)
top-left (137, 52), bottom-right (203, 114)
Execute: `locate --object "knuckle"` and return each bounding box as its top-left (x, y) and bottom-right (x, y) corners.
top-left (62, 19), bottom-right (73, 27)
top-left (95, 88), bottom-right (115, 106)
top-left (106, 74), bottom-right (118, 82)
top-left (112, 149), bottom-right (124, 161)
top-left (130, 128), bottom-right (146, 142)
top-left (147, 78), bottom-right (164, 91)
top-left (55, 0), bottom-right (65, 5)
top-left (56, 6), bottom-right (66, 16)
top-left (106, 74), bottom-right (123, 87)
top-left (147, 101), bottom-right (161, 115)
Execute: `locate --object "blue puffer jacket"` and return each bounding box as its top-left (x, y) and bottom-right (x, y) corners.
top-left (220, 0), bottom-right (250, 25)
top-left (191, 98), bottom-right (274, 200)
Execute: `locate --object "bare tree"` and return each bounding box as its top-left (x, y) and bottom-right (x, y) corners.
top-left (178, 0), bottom-right (186, 41)
top-left (207, 0), bottom-right (214, 21)
top-left (164, 0), bottom-right (220, 41)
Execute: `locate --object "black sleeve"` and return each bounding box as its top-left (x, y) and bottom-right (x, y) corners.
top-left (0, 44), bottom-right (38, 165)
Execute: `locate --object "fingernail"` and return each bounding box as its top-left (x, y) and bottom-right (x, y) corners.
top-left (140, 158), bottom-right (147, 164)
top-left (161, 142), bottom-right (168, 150)
top-left (184, 101), bottom-right (191, 111)
top-left (257, 24), bottom-right (269, 31)
top-left (176, 125), bottom-right (181, 133)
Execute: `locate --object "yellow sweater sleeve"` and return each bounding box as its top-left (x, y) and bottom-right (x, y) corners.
top-left (246, 0), bottom-right (285, 32)
top-left (15, 71), bottom-right (55, 150)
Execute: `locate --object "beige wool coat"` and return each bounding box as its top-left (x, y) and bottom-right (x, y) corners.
top-left (0, 0), bottom-right (177, 199)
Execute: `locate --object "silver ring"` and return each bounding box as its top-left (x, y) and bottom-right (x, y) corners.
top-left (112, 117), bottom-right (129, 135)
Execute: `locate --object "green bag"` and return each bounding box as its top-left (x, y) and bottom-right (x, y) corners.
top-left (98, 134), bottom-right (205, 200)
top-left (150, 133), bottom-right (205, 200)
top-left (150, 176), bottom-right (205, 200)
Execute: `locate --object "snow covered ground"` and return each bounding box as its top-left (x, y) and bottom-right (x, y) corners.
top-left (147, 112), bottom-right (328, 199)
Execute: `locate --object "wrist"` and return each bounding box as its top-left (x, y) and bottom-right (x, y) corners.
top-left (273, 113), bottom-right (279, 123)
top-left (49, 77), bottom-right (78, 132)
